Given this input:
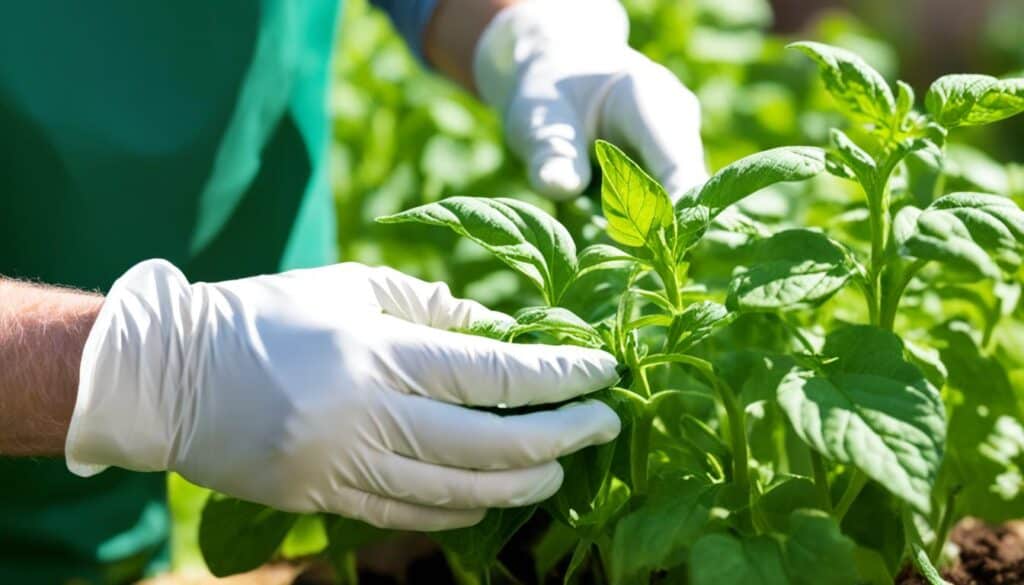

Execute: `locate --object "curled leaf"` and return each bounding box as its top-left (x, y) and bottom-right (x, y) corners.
top-left (900, 192), bottom-right (1024, 280)
top-left (790, 41), bottom-right (896, 127)
top-left (378, 197), bottom-right (577, 303)
top-left (926, 74), bottom-right (1024, 128)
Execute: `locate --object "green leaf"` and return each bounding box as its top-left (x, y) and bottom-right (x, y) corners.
top-left (699, 147), bottom-right (826, 215)
top-left (671, 301), bottom-right (733, 351)
top-left (432, 506), bottom-right (536, 573)
top-left (564, 541), bottom-right (591, 585)
top-left (757, 477), bottom-right (820, 533)
top-left (777, 326), bottom-right (946, 514)
top-left (784, 510), bottom-right (859, 585)
top-left (840, 482), bottom-right (907, 575)
top-left (909, 542), bottom-right (952, 585)
top-left (690, 533), bottom-right (789, 585)
top-left (324, 515), bottom-right (390, 553)
top-left (935, 321), bottom-right (1024, 522)
top-left (727, 229), bottom-right (853, 312)
top-left (789, 41), bottom-right (896, 126)
top-left (531, 522), bottom-right (577, 583)
top-left (926, 74), bottom-right (1024, 128)
top-left (829, 129), bottom-right (876, 187)
top-left (825, 152), bottom-right (857, 181)
top-left (679, 414), bottom-right (732, 471)
top-left (689, 511), bottom-right (857, 585)
top-left (377, 197), bottom-right (577, 303)
top-left (199, 495), bottom-right (298, 577)
top-left (893, 205), bottom-right (923, 249)
top-left (576, 244), bottom-right (636, 278)
top-left (896, 80), bottom-right (916, 120)
top-left (454, 318), bottom-right (515, 341)
top-left (509, 306), bottom-right (604, 347)
top-left (674, 203), bottom-right (713, 253)
top-left (900, 192), bottom-right (1024, 280)
top-left (903, 338), bottom-right (948, 389)
top-left (545, 441), bottom-right (619, 531)
top-left (280, 515), bottom-right (328, 558)
top-left (611, 477), bottom-right (717, 584)
top-left (595, 140), bottom-right (674, 249)
top-left (853, 547), bottom-right (895, 585)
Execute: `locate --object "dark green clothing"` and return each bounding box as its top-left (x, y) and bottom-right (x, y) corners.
top-left (0, 1), bottom-right (342, 582)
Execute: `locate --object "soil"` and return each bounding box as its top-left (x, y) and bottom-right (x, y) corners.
top-left (898, 518), bottom-right (1024, 585)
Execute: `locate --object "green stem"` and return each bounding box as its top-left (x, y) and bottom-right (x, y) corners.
top-left (656, 264), bottom-right (682, 313)
top-left (751, 504), bottom-right (773, 535)
top-left (775, 315), bottom-right (817, 355)
top-left (334, 551), bottom-right (359, 585)
top-left (879, 259), bottom-right (927, 331)
top-left (655, 230), bottom-right (684, 313)
top-left (929, 487), bottom-right (960, 563)
top-left (444, 551), bottom-right (481, 585)
top-left (493, 560), bottom-right (525, 585)
top-left (629, 368), bottom-right (654, 497)
top-left (630, 410), bottom-right (654, 498)
top-left (634, 363), bottom-right (652, 399)
top-left (865, 175), bottom-right (892, 327)
top-left (834, 471), bottom-right (868, 522)
top-left (982, 294), bottom-right (1003, 350)
top-left (715, 377), bottom-right (750, 501)
top-left (809, 451), bottom-right (832, 512)
top-left (637, 354), bottom-right (750, 502)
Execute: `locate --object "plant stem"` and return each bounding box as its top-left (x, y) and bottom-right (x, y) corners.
top-left (982, 293), bottom-right (1004, 350)
top-left (834, 471), bottom-right (868, 521)
top-left (715, 377), bottom-right (750, 501)
top-left (334, 551), bottom-right (359, 585)
top-left (775, 314), bottom-right (817, 355)
top-left (636, 355), bottom-right (750, 502)
top-left (879, 259), bottom-right (926, 331)
top-left (929, 487), bottom-right (961, 563)
top-left (656, 263), bottom-right (682, 313)
top-left (650, 232), bottom-right (683, 313)
top-left (809, 450), bottom-right (832, 512)
top-left (628, 367), bottom-right (654, 497)
top-left (630, 410), bottom-right (654, 498)
top-left (866, 184), bottom-right (889, 327)
top-left (493, 560), bottom-right (526, 585)
top-left (444, 551), bottom-right (481, 585)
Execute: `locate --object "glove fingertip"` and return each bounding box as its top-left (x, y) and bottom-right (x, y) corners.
top-left (568, 399), bottom-right (623, 442)
top-left (532, 156), bottom-right (590, 200)
top-left (538, 461), bottom-right (565, 500)
top-left (577, 347), bottom-right (621, 385)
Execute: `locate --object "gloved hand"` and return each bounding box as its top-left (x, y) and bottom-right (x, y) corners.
top-left (475, 0), bottom-right (708, 200)
top-left (66, 260), bottom-right (620, 530)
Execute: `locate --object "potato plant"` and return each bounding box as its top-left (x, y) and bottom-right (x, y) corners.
top-left (198, 41), bottom-right (1024, 585)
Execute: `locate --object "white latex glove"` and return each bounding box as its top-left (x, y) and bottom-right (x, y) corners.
top-left (66, 260), bottom-right (620, 530)
top-left (475, 0), bottom-right (708, 200)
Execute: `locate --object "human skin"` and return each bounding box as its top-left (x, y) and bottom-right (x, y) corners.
top-left (0, 279), bottom-right (102, 456)
top-left (0, 0), bottom-right (521, 458)
top-left (424, 0), bottom-right (521, 91)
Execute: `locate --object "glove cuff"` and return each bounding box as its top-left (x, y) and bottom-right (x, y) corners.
top-left (66, 259), bottom-right (193, 477)
top-left (473, 0), bottom-right (630, 113)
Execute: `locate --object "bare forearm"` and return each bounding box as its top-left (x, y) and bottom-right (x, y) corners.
top-left (0, 278), bottom-right (102, 456)
top-left (424, 0), bottom-right (520, 91)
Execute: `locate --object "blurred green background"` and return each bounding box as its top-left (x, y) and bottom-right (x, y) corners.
top-left (168, 0), bottom-right (1024, 575)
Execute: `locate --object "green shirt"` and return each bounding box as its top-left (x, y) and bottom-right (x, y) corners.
top-left (0, 1), bottom-right (341, 581)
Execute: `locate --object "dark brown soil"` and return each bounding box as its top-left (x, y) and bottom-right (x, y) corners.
top-left (898, 518), bottom-right (1024, 585)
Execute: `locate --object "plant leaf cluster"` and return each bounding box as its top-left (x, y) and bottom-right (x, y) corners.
top-left (194, 24), bottom-right (1024, 585)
